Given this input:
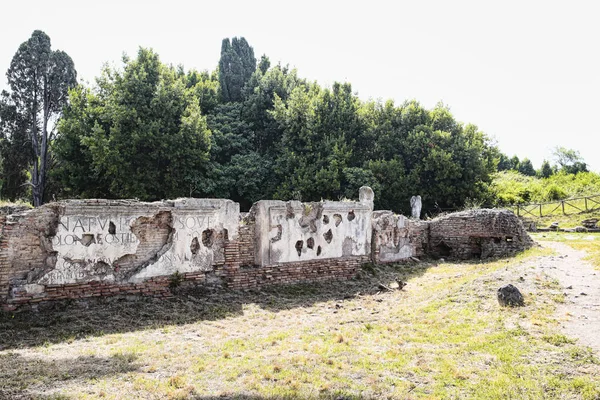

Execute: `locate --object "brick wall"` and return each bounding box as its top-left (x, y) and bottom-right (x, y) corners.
top-left (0, 205), bottom-right (60, 306)
top-left (428, 209), bottom-right (534, 260)
top-left (221, 256), bottom-right (368, 291)
top-left (237, 213), bottom-right (256, 267)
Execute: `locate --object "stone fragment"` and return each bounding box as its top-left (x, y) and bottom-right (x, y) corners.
top-left (581, 219), bottom-right (598, 229)
top-left (359, 186), bottom-right (374, 210)
top-left (410, 195), bottom-right (422, 220)
top-left (497, 284), bottom-right (525, 307)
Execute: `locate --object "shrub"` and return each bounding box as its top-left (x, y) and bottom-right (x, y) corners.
top-left (545, 184), bottom-right (568, 201)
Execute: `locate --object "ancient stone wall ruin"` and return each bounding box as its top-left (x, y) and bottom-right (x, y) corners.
top-left (427, 209), bottom-right (535, 260)
top-left (0, 190), bottom-right (533, 311)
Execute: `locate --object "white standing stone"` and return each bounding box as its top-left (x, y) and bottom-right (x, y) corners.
top-left (359, 186), bottom-right (375, 210)
top-left (410, 195), bottom-right (422, 219)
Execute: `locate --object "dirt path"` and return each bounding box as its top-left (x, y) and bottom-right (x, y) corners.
top-left (536, 241), bottom-right (600, 353)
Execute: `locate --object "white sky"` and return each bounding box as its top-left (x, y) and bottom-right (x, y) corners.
top-left (1, 0), bottom-right (598, 171)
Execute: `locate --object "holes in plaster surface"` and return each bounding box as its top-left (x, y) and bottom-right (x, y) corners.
top-left (323, 215), bottom-right (329, 224)
top-left (347, 211), bottom-right (355, 221)
top-left (295, 240), bottom-right (304, 256)
top-left (271, 224), bottom-right (283, 243)
top-left (202, 229), bottom-right (214, 247)
top-left (324, 229), bottom-right (333, 244)
top-left (317, 246), bottom-right (322, 256)
top-left (190, 237), bottom-right (200, 255)
top-left (286, 203), bottom-right (295, 219)
top-left (333, 214), bottom-right (342, 227)
top-left (493, 237), bottom-right (501, 244)
top-left (307, 237), bottom-right (315, 249)
top-left (80, 234), bottom-right (96, 247)
top-left (108, 221), bottom-right (116, 235)
top-left (506, 236), bottom-right (514, 242)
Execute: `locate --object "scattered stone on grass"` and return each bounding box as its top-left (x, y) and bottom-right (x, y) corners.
top-left (581, 218), bottom-right (598, 229)
top-left (497, 284), bottom-right (525, 307)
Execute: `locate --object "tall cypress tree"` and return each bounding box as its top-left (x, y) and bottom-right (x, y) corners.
top-left (218, 37), bottom-right (256, 102)
top-left (4, 30), bottom-right (77, 206)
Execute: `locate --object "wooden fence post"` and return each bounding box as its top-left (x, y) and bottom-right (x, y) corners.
top-left (562, 201), bottom-right (565, 215)
top-left (585, 197), bottom-right (588, 211)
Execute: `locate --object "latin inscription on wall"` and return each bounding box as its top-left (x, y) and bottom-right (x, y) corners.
top-left (34, 199), bottom-right (239, 286)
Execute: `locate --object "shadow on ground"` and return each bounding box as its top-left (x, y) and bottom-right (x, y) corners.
top-left (0, 352), bottom-right (139, 400)
top-left (0, 262), bottom-right (435, 351)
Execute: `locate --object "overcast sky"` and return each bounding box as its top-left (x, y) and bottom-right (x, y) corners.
top-left (1, 0), bottom-right (598, 171)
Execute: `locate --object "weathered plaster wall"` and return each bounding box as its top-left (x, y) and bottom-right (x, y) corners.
top-left (0, 205), bottom-right (60, 308)
top-left (252, 200), bottom-right (372, 267)
top-left (253, 186), bottom-right (374, 267)
top-left (371, 211), bottom-right (427, 263)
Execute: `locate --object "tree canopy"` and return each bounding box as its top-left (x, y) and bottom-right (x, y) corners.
top-left (54, 48), bottom-right (211, 200)
top-left (3, 34), bottom-right (591, 214)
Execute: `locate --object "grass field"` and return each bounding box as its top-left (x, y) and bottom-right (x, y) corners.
top-left (1, 247), bottom-right (599, 399)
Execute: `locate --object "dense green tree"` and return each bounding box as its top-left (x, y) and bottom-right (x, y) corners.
top-left (257, 55), bottom-right (270, 74)
top-left (509, 155), bottom-right (520, 171)
top-left (553, 146), bottom-right (588, 174)
top-left (497, 153), bottom-right (513, 171)
top-left (55, 48), bottom-right (211, 200)
top-left (51, 85), bottom-right (110, 198)
top-left (218, 37), bottom-right (256, 103)
top-left (185, 69), bottom-right (219, 114)
top-left (203, 102), bottom-right (274, 208)
top-left (242, 64), bottom-right (304, 154)
top-left (518, 158), bottom-right (536, 176)
top-left (4, 30), bottom-right (77, 206)
top-left (44, 36), bottom-right (505, 214)
top-left (538, 160), bottom-right (554, 178)
top-left (0, 92), bottom-right (31, 200)
top-left (272, 82), bottom-right (364, 201)
top-left (341, 167), bottom-right (381, 201)
top-left (361, 101), bottom-right (496, 213)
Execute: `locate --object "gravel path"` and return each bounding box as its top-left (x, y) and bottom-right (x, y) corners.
top-left (537, 241), bottom-right (600, 354)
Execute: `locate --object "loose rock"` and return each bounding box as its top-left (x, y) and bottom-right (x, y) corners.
top-left (497, 284), bottom-right (525, 307)
top-left (581, 218), bottom-right (598, 229)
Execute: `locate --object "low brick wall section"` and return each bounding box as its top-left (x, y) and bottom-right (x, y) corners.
top-left (3, 255), bottom-right (367, 311)
top-left (222, 256), bottom-right (369, 290)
